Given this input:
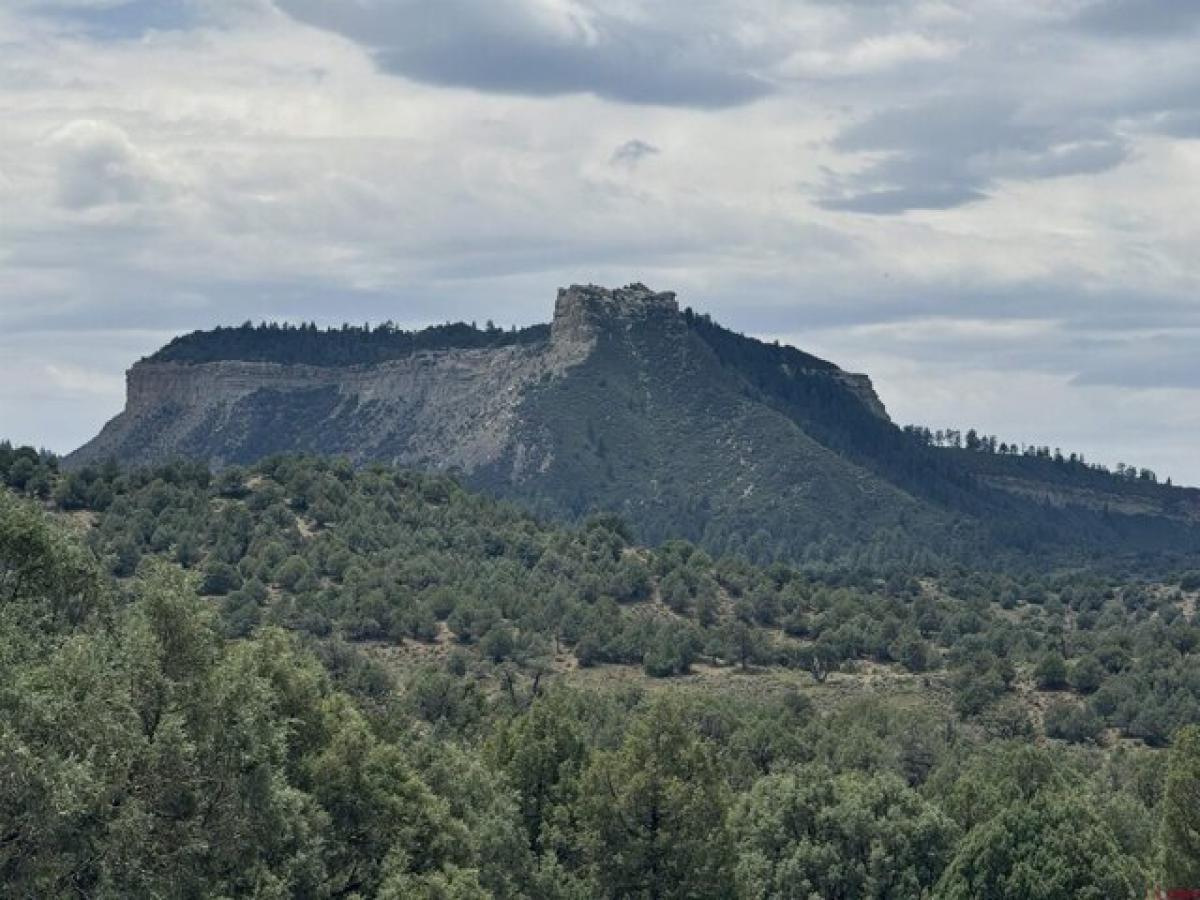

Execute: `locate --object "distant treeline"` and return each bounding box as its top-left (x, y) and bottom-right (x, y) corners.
top-left (905, 425), bottom-right (1166, 485)
top-left (0, 442), bottom-right (58, 498)
top-left (147, 319), bottom-right (551, 367)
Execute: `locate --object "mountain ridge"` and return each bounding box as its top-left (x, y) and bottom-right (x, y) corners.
top-left (69, 283), bottom-right (1200, 567)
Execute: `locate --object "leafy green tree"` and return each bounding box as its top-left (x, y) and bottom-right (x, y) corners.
top-left (576, 700), bottom-right (733, 899)
top-left (927, 744), bottom-right (1066, 833)
top-left (804, 639), bottom-right (840, 683)
top-left (378, 856), bottom-right (491, 900)
top-left (491, 692), bottom-right (589, 853)
top-left (979, 698), bottom-right (1035, 740)
top-left (934, 794), bottom-right (1143, 900)
top-left (1068, 654), bottom-right (1105, 694)
top-left (731, 765), bottom-right (958, 899)
top-left (276, 554), bottom-right (313, 592)
top-left (52, 471), bottom-right (90, 510)
top-left (895, 629), bottom-right (934, 673)
top-left (200, 560), bottom-right (242, 596)
top-left (1161, 725), bottom-right (1200, 890)
top-left (660, 569), bottom-right (692, 614)
top-left (1044, 700), bottom-right (1103, 744)
top-left (111, 536), bottom-right (141, 577)
top-left (214, 465), bottom-right (250, 498)
top-left (611, 555), bottom-right (652, 603)
top-left (303, 696), bottom-right (460, 895)
top-left (642, 622), bottom-right (699, 677)
top-left (721, 619), bottom-right (764, 670)
top-left (411, 737), bottom-right (536, 898)
top-left (406, 667), bottom-right (484, 730)
top-left (952, 663), bottom-right (1006, 718)
top-left (1034, 651), bottom-right (1068, 690)
top-left (0, 556), bottom-right (329, 898)
top-left (480, 623), bottom-right (516, 663)
top-left (0, 490), bottom-right (106, 630)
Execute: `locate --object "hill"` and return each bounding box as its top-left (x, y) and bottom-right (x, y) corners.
top-left (8, 449), bottom-right (1200, 746)
top-left (68, 283), bottom-right (1200, 568)
top-left (5, 453), bottom-right (1200, 896)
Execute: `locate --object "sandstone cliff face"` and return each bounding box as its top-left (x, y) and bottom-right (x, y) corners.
top-left (68, 283), bottom-right (889, 473)
top-left (77, 342), bottom-right (567, 470)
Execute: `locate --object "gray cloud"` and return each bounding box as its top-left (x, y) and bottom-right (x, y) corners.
top-left (1072, 0), bottom-right (1200, 37)
top-left (773, 307), bottom-right (1200, 416)
top-left (1152, 109), bottom-right (1200, 138)
top-left (27, 0), bottom-right (198, 38)
top-left (819, 96), bottom-right (1130, 214)
top-left (274, 0), bottom-right (773, 108)
top-left (611, 139), bottom-right (659, 166)
top-left (1070, 334), bottom-right (1200, 389)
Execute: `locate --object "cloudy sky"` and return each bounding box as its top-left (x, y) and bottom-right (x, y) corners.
top-left (2, 0), bottom-right (1199, 482)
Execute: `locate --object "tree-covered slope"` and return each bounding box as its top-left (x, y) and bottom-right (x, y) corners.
top-left (12, 446), bottom-right (1200, 746)
top-left (680, 312), bottom-right (1200, 564)
top-left (6, 452), bottom-right (1200, 898)
top-left (481, 296), bottom-right (967, 567)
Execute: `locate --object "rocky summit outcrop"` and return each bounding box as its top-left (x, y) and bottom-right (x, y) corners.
top-left (550, 282), bottom-right (680, 346)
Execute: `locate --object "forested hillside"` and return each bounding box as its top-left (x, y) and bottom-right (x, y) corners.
top-left (4, 444), bottom-right (1200, 897)
top-left (677, 311), bottom-right (1200, 563)
top-left (517, 304), bottom-right (1200, 566)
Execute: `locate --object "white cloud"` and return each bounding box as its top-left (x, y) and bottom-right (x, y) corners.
top-left (0, 0), bottom-right (1198, 483)
top-left (781, 32), bottom-right (963, 78)
top-left (44, 361), bottom-right (123, 396)
top-left (45, 119), bottom-right (168, 210)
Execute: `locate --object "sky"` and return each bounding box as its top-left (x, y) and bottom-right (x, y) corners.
top-left (1, 0), bottom-right (1199, 483)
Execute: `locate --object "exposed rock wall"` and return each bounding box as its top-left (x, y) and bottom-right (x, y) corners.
top-left (74, 339), bottom-right (588, 471)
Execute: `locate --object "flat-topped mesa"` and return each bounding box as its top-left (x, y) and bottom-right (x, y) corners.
top-left (551, 282), bottom-right (679, 345)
